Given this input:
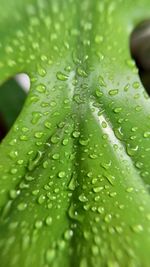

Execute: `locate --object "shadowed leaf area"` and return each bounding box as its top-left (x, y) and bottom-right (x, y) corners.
top-left (130, 19), bottom-right (150, 95)
top-left (0, 78), bottom-right (27, 139)
top-left (0, 0), bottom-right (150, 267)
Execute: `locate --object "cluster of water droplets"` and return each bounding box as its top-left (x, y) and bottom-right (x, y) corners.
top-left (0, 0), bottom-right (150, 266)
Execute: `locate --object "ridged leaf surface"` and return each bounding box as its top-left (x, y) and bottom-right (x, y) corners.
top-left (0, 0), bottom-right (150, 266)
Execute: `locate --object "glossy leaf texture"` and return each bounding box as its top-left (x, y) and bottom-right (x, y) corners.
top-left (0, 0), bottom-right (150, 266)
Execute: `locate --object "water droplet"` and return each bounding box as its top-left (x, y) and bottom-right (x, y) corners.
top-left (35, 220), bottom-right (43, 229)
top-left (101, 121), bottom-right (107, 128)
top-left (132, 81), bottom-right (140, 89)
top-left (126, 187), bottom-right (134, 193)
top-left (89, 153), bottom-right (97, 159)
top-left (95, 35), bottom-right (103, 44)
top-left (114, 127), bottom-right (123, 140)
top-left (31, 112), bottom-right (42, 124)
top-left (91, 245), bottom-right (99, 256)
top-left (135, 161), bottom-right (143, 169)
top-left (38, 194), bottom-right (46, 204)
top-left (52, 153), bottom-right (60, 160)
top-left (72, 131), bottom-right (80, 138)
top-left (104, 214), bottom-right (112, 223)
top-left (34, 132), bottom-right (44, 139)
top-left (20, 135), bottom-right (28, 141)
top-left (17, 202), bottom-right (27, 211)
top-left (21, 125), bottom-right (27, 133)
top-left (36, 84), bottom-right (46, 93)
top-left (62, 138), bottom-right (69, 146)
top-left (94, 236), bottom-right (101, 245)
top-left (109, 89), bottom-right (119, 96)
top-left (32, 190), bottom-right (39, 196)
top-left (45, 216), bottom-right (52, 226)
top-left (95, 89), bottom-right (103, 97)
top-left (126, 144), bottom-right (138, 156)
top-left (79, 193), bottom-right (88, 202)
top-left (9, 150), bottom-right (18, 159)
top-left (68, 203), bottom-right (83, 222)
top-left (80, 258), bottom-right (88, 267)
top-left (105, 174), bottom-right (115, 185)
top-left (56, 71), bottom-right (68, 81)
top-left (143, 131), bottom-right (150, 138)
top-left (113, 107), bottom-right (122, 113)
top-left (98, 75), bottom-right (106, 87)
top-left (77, 67), bottom-right (87, 77)
top-left (79, 138), bottom-right (89, 146)
top-left (28, 151), bottom-right (43, 171)
top-left (68, 175), bottom-right (77, 191)
top-left (10, 168), bottom-right (18, 174)
top-left (93, 186), bottom-right (103, 193)
top-left (44, 121), bottom-right (52, 129)
top-left (109, 192), bottom-right (117, 198)
top-left (146, 214), bottom-right (150, 221)
top-left (51, 135), bottom-right (60, 144)
top-left (25, 175), bottom-right (34, 182)
top-left (64, 229), bottom-right (73, 240)
top-left (46, 249), bottom-right (55, 264)
top-left (58, 171), bottom-right (65, 178)
top-left (131, 224), bottom-right (143, 233)
top-left (9, 189), bottom-right (20, 199)
top-left (43, 161), bottom-right (49, 169)
top-left (37, 66), bottom-right (47, 77)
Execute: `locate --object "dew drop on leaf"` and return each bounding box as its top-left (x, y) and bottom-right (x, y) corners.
top-left (78, 193), bottom-right (88, 202)
top-left (35, 220), bottom-right (43, 229)
top-left (38, 194), bottom-right (46, 204)
top-left (17, 202), bottom-right (27, 211)
top-left (58, 171), bottom-right (66, 178)
top-left (109, 89), bottom-right (119, 96)
top-left (45, 216), bottom-right (52, 226)
top-left (36, 84), bottom-right (46, 93)
top-left (45, 249), bottom-right (55, 264)
top-left (56, 71), bottom-right (68, 81)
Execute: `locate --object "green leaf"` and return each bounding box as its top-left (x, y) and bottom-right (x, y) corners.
top-left (0, 1), bottom-right (150, 267)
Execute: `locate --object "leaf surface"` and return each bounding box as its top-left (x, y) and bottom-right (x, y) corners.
top-left (0, 1), bottom-right (150, 266)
